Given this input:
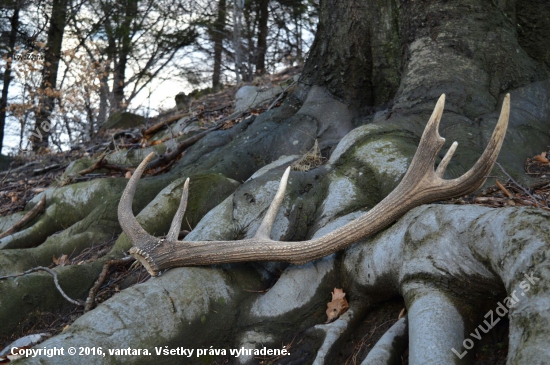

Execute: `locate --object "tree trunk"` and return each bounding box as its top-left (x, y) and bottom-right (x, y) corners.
top-left (31, 0), bottom-right (68, 152)
top-left (212, 0), bottom-right (227, 88)
top-left (254, 0), bottom-right (269, 75)
top-left (294, 9), bottom-right (302, 63)
top-left (111, 0), bottom-right (138, 113)
top-left (303, 0), bottom-right (546, 111)
top-left (97, 71), bottom-right (109, 126)
top-left (0, 2), bottom-right (20, 153)
top-left (232, 0), bottom-right (243, 84)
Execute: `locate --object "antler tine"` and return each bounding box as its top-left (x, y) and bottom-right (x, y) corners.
top-left (445, 93), bottom-right (510, 195)
top-left (166, 178), bottom-right (190, 241)
top-left (118, 152), bottom-right (157, 248)
top-left (399, 94), bottom-right (447, 184)
top-left (254, 167), bottom-right (291, 240)
top-left (435, 141), bottom-right (458, 178)
top-left (416, 94), bottom-right (446, 156)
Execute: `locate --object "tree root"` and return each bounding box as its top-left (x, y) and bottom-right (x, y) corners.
top-left (32, 164), bottom-right (63, 176)
top-left (141, 103), bottom-right (235, 140)
top-left (77, 153), bottom-right (132, 176)
top-left (145, 122), bottom-right (226, 170)
top-left (0, 266), bottom-right (84, 307)
top-left (0, 195), bottom-right (46, 239)
top-left (141, 112), bottom-right (191, 139)
top-left (361, 316), bottom-right (408, 365)
top-left (0, 258), bottom-right (108, 337)
top-left (267, 79), bottom-right (297, 110)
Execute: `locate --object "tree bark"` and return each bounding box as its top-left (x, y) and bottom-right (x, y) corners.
top-left (0, 2), bottom-right (20, 153)
top-left (254, 0), bottom-right (269, 75)
top-left (232, 0), bottom-right (243, 84)
top-left (302, 0), bottom-right (546, 112)
top-left (31, 0), bottom-right (68, 152)
top-left (97, 72), bottom-right (109, 126)
top-left (212, 0), bottom-right (227, 88)
top-left (111, 0), bottom-right (138, 113)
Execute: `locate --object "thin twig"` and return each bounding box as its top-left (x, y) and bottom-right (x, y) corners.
top-left (166, 119), bottom-right (176, 148)
top-left (142, 112), bottom-right (190, 139)
top-left (77, 153), bottom-right (107, 175)
top-left (145, 118), bottom-right (231, 170)
top-left (345, 319), bottom-right (396, 365)
top-left (0, 266), bottom-right (83, 306)
top-left (185, 216), bottom-right (193, 231)
top-left (77, 153), bottom-right (132, 176)
top-left (32, 164), bottom-right (61, 176)
top-left (0, 161), bottom-right (39, 177)
top-left (0, 167), bottom-right (12, 186)
top-left (267, 80), bottom-right (297, 111)
top-left (495, 180), bottom-right (513, 198)
top-left (0, 195), bottom-right (47, 239)
top-left (146, 130), bottom-right (182, 147)
top-left (84, 256), bottom-right (135, 312)
top-left (494, 161), bottom-right (543, 208)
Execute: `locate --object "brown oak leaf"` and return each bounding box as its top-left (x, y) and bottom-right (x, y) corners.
top-left (52, 254), bottom-right (69, 267)
top-left (325, 288), bottom-right (349, 323)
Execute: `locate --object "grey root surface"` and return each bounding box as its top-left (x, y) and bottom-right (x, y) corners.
top-left (2, 0), bottom-right (550, 363)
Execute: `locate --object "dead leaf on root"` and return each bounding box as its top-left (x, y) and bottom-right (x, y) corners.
top-left (326, 288), bottom-right (349, 323)
top-left (52, 254), bottom-right (69, 266)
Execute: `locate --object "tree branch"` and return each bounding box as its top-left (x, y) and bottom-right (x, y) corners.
top-left (0, 266), bottom-right (83, 307)
top-left (84, 256), bottom-right (135, 312)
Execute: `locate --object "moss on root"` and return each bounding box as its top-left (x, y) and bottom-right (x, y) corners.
top-left (0, 259), bottom-right (106, 338)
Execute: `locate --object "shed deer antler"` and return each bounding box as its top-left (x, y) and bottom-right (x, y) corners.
top-left (119, 94), bottom-right (510, 276)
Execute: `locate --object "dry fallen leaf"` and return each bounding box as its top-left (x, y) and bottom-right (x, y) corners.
top-left (125, 171), bottom-right (132, 179)
top-left (325, 288), bottom-right (349, 323)
top-left (53, 254), bottom-right (69, 266)
top-left (398, 307), bottom-right (407, 319)
top-left (534, 155), bottom-right (549, 163)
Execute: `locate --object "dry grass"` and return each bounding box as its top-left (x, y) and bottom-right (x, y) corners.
top-left (291, 140), bottom-right (324, 172)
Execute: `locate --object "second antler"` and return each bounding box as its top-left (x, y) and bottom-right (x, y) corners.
top-left (118, 94), bottom-right (510, 276)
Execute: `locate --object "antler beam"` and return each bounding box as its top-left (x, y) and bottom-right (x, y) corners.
top-left (118, 94), bottom-right (510, 276)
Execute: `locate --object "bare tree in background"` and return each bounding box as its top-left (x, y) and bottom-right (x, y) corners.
top-left (232, 0), bottom-right (243, 83)
top-left (30, 0), bottom-right (68, 152)
top-left (212, 0), bottom-right (226, 88)
top-left (0, 0), bottom-right (22, 153)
